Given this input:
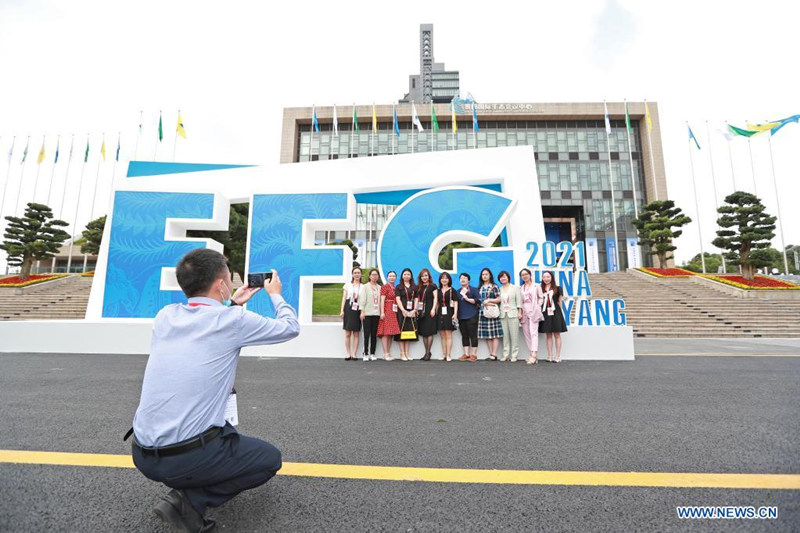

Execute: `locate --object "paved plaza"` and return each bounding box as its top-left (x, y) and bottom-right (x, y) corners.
top-left (1, 341), bottom-right (798, 531)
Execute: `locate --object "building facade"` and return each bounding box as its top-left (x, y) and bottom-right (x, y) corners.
top-left (280, 102), bottom-right (668, 272)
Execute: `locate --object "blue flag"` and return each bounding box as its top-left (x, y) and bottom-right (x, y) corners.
top-left (312, 105), bottom-right (320, 133)
top-left (115, 137), bottom-right (121, 162)
top-left (54, 137), bottom-right (60, 164)
top-left (472, 105), bottom-right (479, 132)
top-left (769, 114), bottom-right (800, 136)
top-left (393, 106), bottom-right (400, 137)
top-left (688, 125), bottom-right (701, 150)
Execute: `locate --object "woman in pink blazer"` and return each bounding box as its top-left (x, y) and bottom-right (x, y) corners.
top-left (518, 268), bottom-right (544, 365)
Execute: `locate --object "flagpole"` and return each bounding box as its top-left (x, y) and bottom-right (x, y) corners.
top-left (0, 135), bottom-right (15, 218)
top-left (350, 104), bottom-right (355, 159)
top-left (687, 123), bottom-right (706, 274)
top-left (67, 135), bottom-right (89, 274)
top-left (107, 132), bottom-right (120, 209)
top-left (172, 110), bottom-right (179, 162)
top-left (370, 104), bottom-right (374, 157)
top-left (623, 101), bottom-right (639, 220)
top-left (704, 121), bottom-right (726, 273)
top-left (644, 100), bottom-right (659, 201)
top-left (451, 103), bottom-right (456, 151)
top-left (14, 135), bottom-right (31, 216)
top-left (411, 102), bottom-right (415, 154)
top-left (603, 104), bottom-right (621, 270)
top-left (32, 135), bottom-right (45, 203)
top-left (84, 133), bottom-right (104, 272)
top-left (52, 134), bottom-right (75, 273)
top-left (134, 110), bottom-right (143, 160)
top-left (431, 104), bottom-right (435, 153)
top-left (766, 134), bottom-right (789, 275)
top-left (154, 110), bottom-right (161, 162)
top-left (45, 134), bottom-right (61, 207)
top-left (746, 137), bottom-right (757, 195)
top-left (724, 122), bottom-right (737, 191)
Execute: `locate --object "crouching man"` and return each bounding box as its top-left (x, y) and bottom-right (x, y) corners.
top-left (129, 248), bottom-right (299, 532)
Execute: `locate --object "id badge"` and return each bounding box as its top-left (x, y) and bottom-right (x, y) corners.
top-left (392, 303), bottom-right (398, 312)
top-left (406, 301), bottom-right (413, 310)
top-left (503, 304), bottom-right (511, 312)
top-left (416, 302), bottom-right (423, 311)
top-left (351, 302), bottom-right (359, 311)
top-left (225, 391), bottom-right (238, 427)
top-left (441, 306), bottom-right (448, 316)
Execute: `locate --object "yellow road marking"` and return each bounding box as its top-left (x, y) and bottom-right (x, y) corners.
top-left (637, 353), bottom-right (800, 357)
top-left (1, 450), bottom-right (798, 490)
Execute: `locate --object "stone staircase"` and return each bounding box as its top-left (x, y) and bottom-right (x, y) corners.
top-left (0, 275), bottom-right (94, 320)
top-left (589, 271), bottom-right (800, 338)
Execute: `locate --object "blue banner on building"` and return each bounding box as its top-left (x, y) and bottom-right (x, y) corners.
top-left (606, 237), bottom-right (618, 272)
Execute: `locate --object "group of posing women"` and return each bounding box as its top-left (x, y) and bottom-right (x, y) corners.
top-left (340, 266), bottom-right (568, 363)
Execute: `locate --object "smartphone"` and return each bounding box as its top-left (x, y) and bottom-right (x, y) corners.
top-left (247, 272), bottom-right (273, 288)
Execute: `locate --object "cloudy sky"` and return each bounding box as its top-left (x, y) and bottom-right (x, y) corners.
top-left (0, 0), bottom-right (797, 271)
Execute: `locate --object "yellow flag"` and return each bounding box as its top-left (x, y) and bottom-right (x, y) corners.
top-left (747, 122), bottom-right (780, 135)
top-left (451, 102), bottom-right (457, 134)
top-left (372, 105), bottom-right (377, 132)
top-left (101, 140), bottom-right (106, 161)
top-left (644, 100), bottom-right (653, 133)
top-left (37, 141), bottom-right (45, 164)
top-left (177, 112), bottom-right (187, 139)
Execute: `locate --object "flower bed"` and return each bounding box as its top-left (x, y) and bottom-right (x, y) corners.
top-left (0, 274), bottom-right (69, 288)
top-left (637, 267), bottom-right (696, 278)
top-left (702, 274), bottom-right (800, 290)
top-left (81, 271), bottom-right (95, 277)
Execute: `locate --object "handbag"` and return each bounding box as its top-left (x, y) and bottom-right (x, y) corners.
top-left (483, 304), bottom-right (500, 319)
top-left (400, 317), bottom-right (418, 340)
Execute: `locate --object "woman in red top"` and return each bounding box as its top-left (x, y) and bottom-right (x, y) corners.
top-left (377, 270), bottom-right (401, 360)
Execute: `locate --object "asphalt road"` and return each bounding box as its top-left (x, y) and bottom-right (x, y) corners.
top-left (1, 353), bottom-right (798, 532)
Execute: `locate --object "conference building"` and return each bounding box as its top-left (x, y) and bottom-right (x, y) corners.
top-left (279, 101), bottom-right (668, 272)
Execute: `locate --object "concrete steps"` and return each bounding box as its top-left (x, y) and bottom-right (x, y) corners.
top-left (589, 271), bottom-right (800, 338)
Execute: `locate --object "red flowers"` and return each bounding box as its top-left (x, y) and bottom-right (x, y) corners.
top-left (0, 274), bottom-right (67, 288)
top-left (703, 275), bottom-right (800, 290)
top-left (639, 267), bottom-right (695, 278)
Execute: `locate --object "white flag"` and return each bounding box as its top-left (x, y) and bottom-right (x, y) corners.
top-left (604, 101), bottom-right (612, 135)
top-left (717, 124), bottom-right (735, 142)
top-left (332, 105), bottom-right (339, 137)
top-left (6, 136), bottom-right (14, 164)
top-left (412, 101), bottom-right (424, 132)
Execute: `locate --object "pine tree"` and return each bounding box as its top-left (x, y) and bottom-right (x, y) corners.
top-left (78, 215), bottom-right (106, 255)
top-left (631, 200), bottom-right (692, 268)
top-left (712, 191), bottom-right (776, 280)
top-left (1, 203), bottom-right (70, 280)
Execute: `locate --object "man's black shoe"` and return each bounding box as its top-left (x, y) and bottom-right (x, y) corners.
top-left (153, 489), bottom-right (216, 532)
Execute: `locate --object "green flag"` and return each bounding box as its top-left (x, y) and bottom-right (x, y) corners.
top-left (84, 139), bottom-right (89, 162)
top-left (158, 113), bottom-right (163, 142)
top-left (431, 104), bottom-right (439, 133)
top-left (353, 106), bottom-right (359, 134)
top-left (728, 124), bottom-right (758, 138)
top-left (625, 102), bottom-right (632, 134)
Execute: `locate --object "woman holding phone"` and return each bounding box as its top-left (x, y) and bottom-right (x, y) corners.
top-left (340, 266), bottom-right (363, 360)
top-left (394, 268), bottom-right (418, 361)
top-left (377, 270), bottom-right (401, 361)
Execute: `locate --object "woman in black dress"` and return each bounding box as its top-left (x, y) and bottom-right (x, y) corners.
top-left (538, 270), bottom-right (568, 362)
top-left (415, 268), bottom-right (439, 361)
top-left (339, 266), bottom-right (363, 360)
top-left (437, 272), bottom-right (458, 361)
top-left (394, 268), bottom-right (417, 362)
